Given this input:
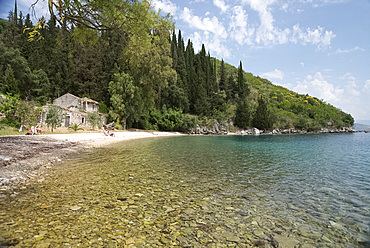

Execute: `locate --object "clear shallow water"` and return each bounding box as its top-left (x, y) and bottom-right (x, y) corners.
top-left (150, 133), bottom-right (370, 244)
top-left (0, 133), bottom-right (369, 247)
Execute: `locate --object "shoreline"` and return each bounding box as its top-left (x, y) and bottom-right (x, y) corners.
top-left (0, 129), bottom-right (363, 194)
top-left (0, 131), bottom-right (183, 194)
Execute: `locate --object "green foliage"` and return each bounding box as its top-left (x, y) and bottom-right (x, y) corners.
top-left (108, 72), bottom-right (143, 130)
top-left (0, 42), bottom-right (30, 96)
top-left (68, 123), bottom-right (84, 132)
top-left (252, 95), bottom-right (273, 130)
top-left (0, 93), bottom-right (19, 118)
top-left (14, 100), bottom-right (40, 128)
top-left (147, 106), bottom-right (187, 131)
top-left (31, 69), bottom-right (51, 105)
top-left (160, 106), bottom-right (184, 131)
top-left (99, 101), bottom-right (108, 114)
top-left (235, 101), bottom-right (252, 129)
top-left (87, 111), bottom-right (101, 129)
top-left (0, 117), bottom-right (21, 128)
top-left (182, 114), bottom-right (198, 132)
top-left (162, 84), bottom-right (189, 112)
top-left (45, 105), bottom-right (63, 132)
top-left (114, 121), bottom-right (122, 130)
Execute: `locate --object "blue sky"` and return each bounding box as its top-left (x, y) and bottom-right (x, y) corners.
top-left (1, 0), bottom-right (369, 121)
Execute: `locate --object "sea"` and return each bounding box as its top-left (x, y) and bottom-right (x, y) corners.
top-left (1, 133), bottom-right (369, 247)
top-left (140, 133), bottom-right (370, 246)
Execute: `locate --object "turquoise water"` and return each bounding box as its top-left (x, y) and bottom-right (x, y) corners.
top-left (1, 133), bottom-right (369, 247)
top-left (144, 133), bottom-right (370, 245)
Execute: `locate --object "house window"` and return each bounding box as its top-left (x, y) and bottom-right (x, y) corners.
top-left (82, 117), bottom-right (85, 124)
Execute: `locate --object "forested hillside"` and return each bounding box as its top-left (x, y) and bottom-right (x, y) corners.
top-left (0, 0), bottom-right (354, 132)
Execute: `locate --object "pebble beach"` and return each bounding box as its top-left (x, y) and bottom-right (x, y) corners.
top-left (0, 131), bottom-right (183, 192)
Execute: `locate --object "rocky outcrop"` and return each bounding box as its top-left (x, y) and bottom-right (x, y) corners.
top-left (235, 126), bottom-right (355, 135)
top-left (189, 120), bottom-right (229, 135)
top-left (187, 120), bottom-right (355, 136)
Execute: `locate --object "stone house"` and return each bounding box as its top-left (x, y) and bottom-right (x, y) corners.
top-left (39, 93), bottom-right (106, 128)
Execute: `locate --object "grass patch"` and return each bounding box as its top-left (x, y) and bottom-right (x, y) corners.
top-left (0, 125), bottom-right (22, 136)
top-left (0, 125), bottom-right (107, 136)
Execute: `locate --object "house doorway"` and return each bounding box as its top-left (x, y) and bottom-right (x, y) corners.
top-left (65, 116), bottom-right (70, 127)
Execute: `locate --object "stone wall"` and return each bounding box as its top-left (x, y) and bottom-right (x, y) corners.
top-left (53, 93), bottom-right (81, 110)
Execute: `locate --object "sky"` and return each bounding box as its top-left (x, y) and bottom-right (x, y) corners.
top-left (1, 0), bottom-right (369, 122)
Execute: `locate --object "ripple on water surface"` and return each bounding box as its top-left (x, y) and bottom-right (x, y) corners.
top-left (0, 133), bottom-right (369, 247)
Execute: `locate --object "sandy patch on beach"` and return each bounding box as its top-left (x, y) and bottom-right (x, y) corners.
top-left (0, 131), bottom-right (183, 192)
top-left (42, 131), bottom-right (183, 147)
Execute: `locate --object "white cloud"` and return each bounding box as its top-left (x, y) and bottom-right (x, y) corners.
top-left (340, 72), bottom-right (356, 83)
top-left (152, 0), bottom-right (178, 15)
top-left (294, 72), bottom-right (343, 103)
top-left (342, 73), bottom-right (360, 96)
top-left (178, 6), bottom-right (232, 58)
top-left (180, 7), bottom-right (227, 39)
top-left (228, 5), bottom-right (255, 45)
top-left (262, 69), bottom-right (284, 80)
top-left (299, 0), bottom-right (349, 6)
top-left (333, 46), bottom-right (365, 54)
top-left (241, 0), bottom-right (276, 44)
top-left (364, 80), bottom-right (370, 91)
top-left (170, 0), bottom-right (336, 54)
top-left (213, 0), bottom-right (229, 13)
top-left (291, 24), bottom-right (335, 48)
top-left (237, 0), bottom-right (336, 47)
top-left (189, 31), bottom-right (232, 59)
top-left (292, 72), bottom-right (370, 120)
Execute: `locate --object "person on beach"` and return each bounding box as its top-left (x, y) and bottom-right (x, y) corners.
top-left (26, 126), bottom-right (34, 135)
top-left (36, 125), bottom-right (44, 134)
top-left (108, 131), bottom-right (115, 137)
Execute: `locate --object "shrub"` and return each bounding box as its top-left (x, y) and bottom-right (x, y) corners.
top-left (88, 112), bottom-right (101, 130)
top-left (68, 123), bottom-right (84, 132)
top-left (46, 105), bottom-right (63, 132)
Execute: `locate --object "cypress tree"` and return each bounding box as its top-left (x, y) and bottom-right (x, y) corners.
top-left (212, 58), bottom-right (217, 91)
top-left (193, 55), bottom-right (209, 115)
top-left (252, 95), bottom-right (272, 130)
top-left (14, 0), bottom-right (18, 25)
top-left (185, 39), bottom-right (196, 111)
top-left (176, 30), bottom-right (187, 89)
top-left (226, 72), bottom-right (235, 100)
top-left (171, 31), bottom-right (178, 70)
top-left (219, 59), bottom-right (226, 91)
top-left (235, 101), bottom-right (251, 129)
